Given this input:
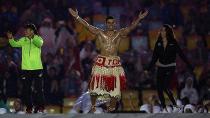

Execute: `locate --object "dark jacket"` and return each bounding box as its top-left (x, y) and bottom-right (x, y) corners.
top-left (147, 39), bottom-right (193, 71)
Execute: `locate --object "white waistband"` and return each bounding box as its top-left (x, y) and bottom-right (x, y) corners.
top-left (157, 62), bottom-right (176, 67)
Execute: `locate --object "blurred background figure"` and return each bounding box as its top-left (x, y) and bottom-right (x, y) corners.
top-left (180, 76), bottom-right (198, 105)
top-left (12, 98), bottom-right (25, 114)
top-left (0, 99), bottom-right (10, 114)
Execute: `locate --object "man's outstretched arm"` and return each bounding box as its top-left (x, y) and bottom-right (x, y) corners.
top-left (69, 8), bottom-right (101, 34)
top-left (120, 10), bottom-right (148, 35)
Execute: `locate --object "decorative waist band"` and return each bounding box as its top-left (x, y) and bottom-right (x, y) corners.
top-left (94, 55), bottom-right (121, 67)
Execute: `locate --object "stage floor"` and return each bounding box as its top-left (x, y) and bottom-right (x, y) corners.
top-left (0, 113), bottom-right (210, 118)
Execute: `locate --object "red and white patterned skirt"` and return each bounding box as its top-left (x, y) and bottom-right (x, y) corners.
top-left (88, 55), bottom-right (126, 99)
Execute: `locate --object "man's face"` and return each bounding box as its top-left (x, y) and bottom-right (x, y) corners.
top-left (24, 28), bottom-right (33, 37)
top-left (106, 19), bottom-right (116, 30)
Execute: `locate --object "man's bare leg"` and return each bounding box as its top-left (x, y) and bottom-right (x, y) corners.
top-left (108, 97), bottom-right (117, 112)
top-left (89, 95), bottom-right (97, 113)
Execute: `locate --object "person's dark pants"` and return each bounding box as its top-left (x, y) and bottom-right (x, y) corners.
top-left (156, 66), bottom-right (176, 108)
top-left (0, 76), bottom-right (7, 103)
top-left (21, 70), bottom-right (45, 112)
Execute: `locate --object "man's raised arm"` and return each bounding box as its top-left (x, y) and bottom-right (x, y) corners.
top-left (69, 8), bottom-right (101, 34)
top-left (120, 10), bottom-right (148, 35)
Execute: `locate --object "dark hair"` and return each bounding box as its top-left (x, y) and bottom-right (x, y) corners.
top-left (158, 24), bottom-right (175, 42)
top-left (106, 16), bottom-right (114, 22)
top-left (24, 23), bottom-right (38, 35)
top-left (185, 108), bottom-right (193, 113)
top-left (15, 98), bottom-right (22, 104)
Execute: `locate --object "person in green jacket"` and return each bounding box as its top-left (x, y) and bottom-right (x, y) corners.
top-left (7, 23), bottom-right (45, 113)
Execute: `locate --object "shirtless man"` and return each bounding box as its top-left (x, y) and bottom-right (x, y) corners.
top-left (69, 8), bottom-right (148, 112)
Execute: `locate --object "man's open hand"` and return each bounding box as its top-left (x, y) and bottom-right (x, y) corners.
top-left (139, 10), bottom-right (149, 20)
top-left (68, 8), bottom-right (79, 18)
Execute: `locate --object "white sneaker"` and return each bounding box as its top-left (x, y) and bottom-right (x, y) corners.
top-left (173, 106), bottom-right (182, 113)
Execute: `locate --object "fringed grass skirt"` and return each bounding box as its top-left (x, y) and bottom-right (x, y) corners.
top-left (88, 55), bottom-right (126, 100)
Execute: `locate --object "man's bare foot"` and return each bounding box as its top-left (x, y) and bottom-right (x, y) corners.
top-left (107, 106), bottom-right (116, 113)
top-left (88, 105), bottom-right (96, 113)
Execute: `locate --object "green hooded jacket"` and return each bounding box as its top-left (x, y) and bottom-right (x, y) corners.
top-left (9, 35), bottom-right (43, 70)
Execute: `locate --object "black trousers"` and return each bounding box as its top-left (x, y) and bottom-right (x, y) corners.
top-left (0, 76), bottom-right (6, 103)
top-left (156, 66), bottom-right (176, 108)
top-left (21, 70), bottom-right (45, 110)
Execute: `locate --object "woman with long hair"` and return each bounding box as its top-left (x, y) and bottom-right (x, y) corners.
top-left (145, 24), bottom-right (193, 110)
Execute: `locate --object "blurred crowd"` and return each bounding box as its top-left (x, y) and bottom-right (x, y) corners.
top-left (0, 0), bottom-right (210, 113)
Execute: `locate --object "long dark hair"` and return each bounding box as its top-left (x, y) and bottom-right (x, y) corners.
top-left (157, 24), bottom-right (176, 42)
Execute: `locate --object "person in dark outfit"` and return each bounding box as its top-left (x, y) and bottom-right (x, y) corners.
top-left (145, 24), bottom-right (193, 109)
